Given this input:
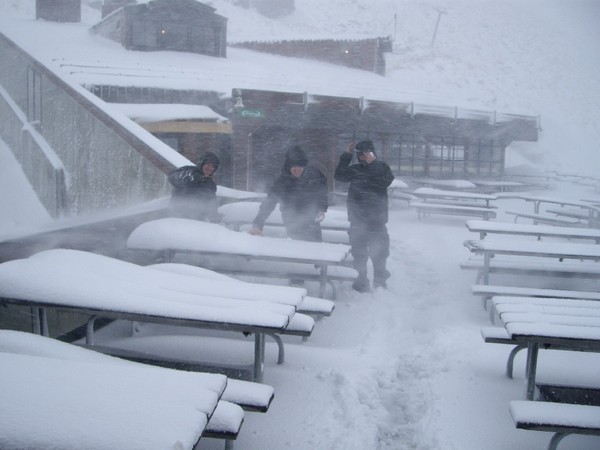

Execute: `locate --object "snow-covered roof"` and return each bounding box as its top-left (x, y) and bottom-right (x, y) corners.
top-left (111, 103), bottom-right (229, 123)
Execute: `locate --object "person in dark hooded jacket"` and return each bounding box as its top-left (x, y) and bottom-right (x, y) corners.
top-left (335, 140), bottom-right (394, 292)
top-left (167, 152), bottom-right (221, 222)
top-left (249, 146), bottom-right (328, 242)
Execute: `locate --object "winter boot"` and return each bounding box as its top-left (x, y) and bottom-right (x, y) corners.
top-left (352, 276), bottom-right (371, 293)
top-left (373, 269), bottom-right (391, 289)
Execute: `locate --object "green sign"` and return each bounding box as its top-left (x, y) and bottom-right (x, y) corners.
top-left (239, 109), bottom-right (265, 119)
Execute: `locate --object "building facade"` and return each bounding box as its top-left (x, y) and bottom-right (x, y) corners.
top-left (91, 0), bottom-right (227, 57)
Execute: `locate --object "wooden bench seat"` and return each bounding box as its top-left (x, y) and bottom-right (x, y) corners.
top-left (203, 400), bottom-right (244, 444)
top-left (506, 211), bottom-right (584, 227)
top-left (509, 400), bottom-right (600, 450)
top-left (471, 284), bottom-right (600, 309)
top-left (147, 263), bottom-right (335, 317)
top-left (77, 315), bottom-right (313, 381)
top-left (410, 201), bottom-right (497, 221)
top-left (196, 257), bottom-right (357, 300)
top-left (461, 257), bottom-right (600, 283)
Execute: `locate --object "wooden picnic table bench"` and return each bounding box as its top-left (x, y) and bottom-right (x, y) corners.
top-left (514, 194), bottom-right (600, 227)
top-left (0, 340), bottom-right (239, 450)
top-left (410, 201), bottom-right (497, 221)
top-left (505, 211), bottom-right (584, 227)
top-left (412, 187), bottom-right (497, 207)
top-left (545, 206), bottom-right (600, 228)
top-left (461, 256), bottom-right (600, 284)
top-left (465, 219), bottom-right (600, 242)
top-left (509, 400), bottom-right (600, 450)
top-left (127, 218), bottom-right (353, 298)
top-left (463, 239), bottom-right (600, 284)
top-left (470, 180), bottom-right (528, 193)
top-left (471, 284), bottom-right (600, 309)
top-left (412, 178), bottom-right (477, 190)
top-left (0, 249), bottom-right (316, 382)
top-left (409, 187), bottom-right (497, 220)
top-left (148, 263), bottom-right (335, 318)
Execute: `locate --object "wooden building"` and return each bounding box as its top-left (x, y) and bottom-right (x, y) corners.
top-left (232, 37), bottom-right (392, 75)
top-left (229, 88), bottom-right (540, 192)
top-left (91, 0), bottom-right (227, 57)
top-left (36, 0), bottom-right (81, 22)
top-left (88, 85), bottom-right (233, 186)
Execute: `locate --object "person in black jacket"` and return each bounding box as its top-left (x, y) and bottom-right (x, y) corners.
top-left (335, 140), bottom-right (394, 292)
top-left (167, 152), bottom-right (221, 222)
top-left (249, 146), bottom-right (328, 242)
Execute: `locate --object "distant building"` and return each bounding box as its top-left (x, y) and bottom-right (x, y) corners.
top-left (36, 0), bottom-right (81, 23)
top-left (91, 0), bottom-right (227, 57)
top-left (231, 37), bottom-right (392, 75)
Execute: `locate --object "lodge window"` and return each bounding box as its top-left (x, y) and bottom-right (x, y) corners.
top-left (394, 134), bottom-right (427, 177)
top-left (431, 143), bottom-right (465, 161)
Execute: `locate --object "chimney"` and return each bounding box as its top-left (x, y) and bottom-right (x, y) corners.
top-left (36, 0), bottom-right (81, 23)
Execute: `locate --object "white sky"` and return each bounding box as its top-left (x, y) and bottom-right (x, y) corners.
top-left (1, 1), bottom-right (600, 449)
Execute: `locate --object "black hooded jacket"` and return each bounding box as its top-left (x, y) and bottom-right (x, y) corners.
top-left (168, 152), bottom-right (220, 221)
top-left (334, 150), bottom-right (394, 225)
top-left (253, 146), bottom-right (328, 229)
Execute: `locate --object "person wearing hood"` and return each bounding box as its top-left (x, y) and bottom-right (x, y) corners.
top-left (334, 140), bottom-right (394, 292)
top-left (167, 151), bottom-right (221, 222)
top-left (249, 145), bottom-right (328, 242)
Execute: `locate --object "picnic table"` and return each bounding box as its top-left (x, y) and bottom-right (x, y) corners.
top-left (127, 218), bottom-right (353, 298)
top-left (463, 239), bottom-right (600, 284)
top-left (412, 178), bottom-right (477, 190)
top-left (413, 187), bottom-right (497, 207)
top-left (0, 249), bottom-right (315, 382)
top-left (409, 187), bottom-right (497, 220)
top-left (0, 332), bottom-right (240, 450)
top-left (492, 298), bottom-right (600, 400)
top-left (218, 202), bottom-right (350, 232)
top-left (470, 180), bottom-right (528, 193)
top-left (465, 219), bottom-right (600, 243)
top-left (511, 194), bottom-right (600, 228)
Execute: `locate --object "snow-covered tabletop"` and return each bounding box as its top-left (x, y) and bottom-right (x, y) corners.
top-left (218, 202), bottom-right (350, 230)
top-left (150, 262), bottom-right (334, 316)
top-left (413, 178), bottom-right (477, 190)
top-left (0, 329), bottom-right (274, 414)
top-left (413, 187), bottom-right (497, 201)
top-left (127, 218), bottom-right (351, 264)
top-left (516, 194), bottom-right (600, 210)
top-left (466, 219), bottom-right (600, 241)
top-left (464, 239), bottom-right (600, 260)
top-left (0, 333), bottom-right (233, 450)
top-left (0, 249), bottom-right (311, 332)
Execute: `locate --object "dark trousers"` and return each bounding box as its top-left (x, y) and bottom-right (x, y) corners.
top-left (348, 222), bottom-right (390, 282)
top-left (285, 220), bottom-right (322, 242)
